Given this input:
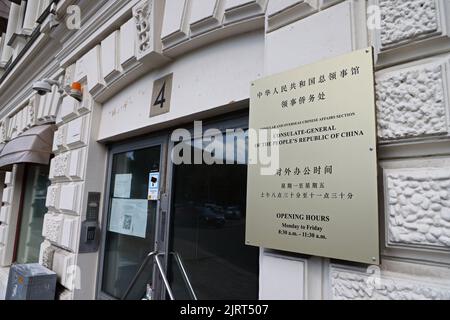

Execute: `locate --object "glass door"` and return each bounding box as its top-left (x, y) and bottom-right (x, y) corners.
top-left (98, 114), bottom-right (259, 300)
top-left (99, 137), bottom-right (166, 300)
top-left (166, 117), bottom-right (259, 300)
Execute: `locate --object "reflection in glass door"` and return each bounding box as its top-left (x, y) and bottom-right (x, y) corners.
top-left (101, 146), bottom-right (161, 299)
top-left (15, 164), bottom-right (51, 264)
top-left (168, 131), bottom-right (259, 300)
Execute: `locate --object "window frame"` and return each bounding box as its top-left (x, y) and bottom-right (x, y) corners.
top-left (12, 163), bottom-right (51, 264)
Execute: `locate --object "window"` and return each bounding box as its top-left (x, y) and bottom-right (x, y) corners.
top-left (14, 164), bottom-right (50, 264)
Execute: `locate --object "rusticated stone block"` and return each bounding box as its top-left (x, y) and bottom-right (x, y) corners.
top-left (379, 0), bottom-right (439, 49)
top-left (331, 266), bottom-right (450, 300)
top-left (39, 241), bottom-right (57, 270)
top-left (52, 250), bottom-right (77, 291)
top-left (376, 62), bottom-right (447, 140)
top-left (43, 213), bottom-right (63, 244)
top-left (49, 148), bottom-right (86, 182)
top-left (59, 183), bottom-right (83, 215)
top-left (386, 168), bottom-right (450, 249)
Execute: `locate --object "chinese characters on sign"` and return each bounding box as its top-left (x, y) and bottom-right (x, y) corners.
top-left (274, 165), bottom-right (333, 176)
top-left (256, 65), bottom-right (361, 109)
top-left (246, 48), bottom-right (380, 265)
top-left (262, 165), bottom-right (352, 200)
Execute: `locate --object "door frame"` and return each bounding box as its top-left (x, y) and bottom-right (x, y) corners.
top-left (96, 109), bottom-right (251, 300)
top-left (13, 163), bottom-right (51, 264)
top-left (96, 132), bottom-right (169, 300)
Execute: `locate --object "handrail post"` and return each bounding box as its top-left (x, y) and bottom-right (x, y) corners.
top-left (121, 250), bottom-right (197, 301)
top-left (121, 251), bottom-right (157, 300)
top-left (155, 254), bottom-right (175, 300)
top-left (170, 252), bottom-right (198, 300)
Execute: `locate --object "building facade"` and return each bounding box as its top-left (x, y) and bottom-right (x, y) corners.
top-left (0, 0), bottom-right (449, 300)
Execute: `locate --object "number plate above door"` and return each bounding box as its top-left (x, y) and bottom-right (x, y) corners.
top-left (150, 73), bottom-right (173, 117)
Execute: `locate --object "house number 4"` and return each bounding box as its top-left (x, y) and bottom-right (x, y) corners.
top-left (150, 73), bottom-right (173, 117)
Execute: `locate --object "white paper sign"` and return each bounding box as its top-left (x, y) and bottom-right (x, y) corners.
top-left (114, 174), bottom-right (132, 198)
top-left (108, 199), bottom-right (148, 238)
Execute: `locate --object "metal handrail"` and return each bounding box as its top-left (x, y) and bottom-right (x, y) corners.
top-left (121, 251), bottom-right (197, 300)
top-left (169, 252), bottom-right (198, 300)
top-left (122, 251), bottom-right (158, 300)
top-left (154, 254), bottom-right (175, 300)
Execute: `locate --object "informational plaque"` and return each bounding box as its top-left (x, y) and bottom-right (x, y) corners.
top-left (246, 48), bottom-right (379, 265)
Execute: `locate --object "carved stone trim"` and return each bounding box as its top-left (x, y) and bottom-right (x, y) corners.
top-left (330, 265), bottom-right (450, 300)
top-left (133, 0), bottom-right (153, 59)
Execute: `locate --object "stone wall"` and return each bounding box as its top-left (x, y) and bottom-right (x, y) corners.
top-left (259, 0), bottom-right (450, 300)
top-left (40, 83), bottom-right (107, 299)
